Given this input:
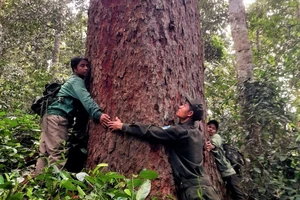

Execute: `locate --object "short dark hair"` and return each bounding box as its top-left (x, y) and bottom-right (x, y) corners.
top-left (207, 120), bottom-right (219, 130)
top-left (71, 57), bottom-right (89, 71)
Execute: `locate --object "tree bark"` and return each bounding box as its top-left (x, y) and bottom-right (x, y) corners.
top-left (229, 0), bottom-right (262, 178)
top-left (229, 0), bottom-right (253, 84)
top-left (85, 0), bottom-right (207, 198)
top-left (0, 0), bottom-right (3, 9)
top-left (51, 0), bottom-right (65, 69)
top-left (52, 29), bottom-right (61, 64)
top-left (0, 0), bottom-right (3, 61)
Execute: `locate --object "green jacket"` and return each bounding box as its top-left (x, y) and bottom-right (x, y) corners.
top-left (122, 120), bottom-right (211, 188)
top-left (210, 134), bottom-right (235, 177)
top-left (47, 74), bottom-right (102, 121)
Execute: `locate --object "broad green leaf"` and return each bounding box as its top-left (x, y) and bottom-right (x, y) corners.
top-left (106, 172), bottom-right (125, 179)
top-left (296, 134), bottom-right (300, 142)
top-left (136, 180), bottom-right (151, 200)
top-left (139, 170), bottom-right (158, 180)
top-left (84, 176), bottom-right (97, 184)
top-left (26, 188), bottom-right (33, 198)
top-left (60, 179), bottom-right (76, 191)
top-left (253, 167), bottom-right (261, 174)
top-left (279, 155), bottom-right (287, 162)
top-left (127, 178), bottom-right (143, 189)
top-left (114, 181), bottom-right (126, 189)
top-left (77, 185), bottom-right (86, 198)
top-left (8, 193), bottom-right (24, 200)
top-left (0, 182), bottom-right (13, 189)
top-left (0, 175), bottom-right (4, 184)
top-left (124, 189), bottom-right (131, 197)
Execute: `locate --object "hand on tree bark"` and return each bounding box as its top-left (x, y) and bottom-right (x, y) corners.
top-left (100, 113), bottom-right (111, 128)
top-left (206, 141), bottom-right (215, 152)
top-left (108, 117), bottom-right (123, 131)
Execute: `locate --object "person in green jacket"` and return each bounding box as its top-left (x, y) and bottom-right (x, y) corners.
top-left (108, 97), bottom-right (220, 200)
top-left (35, 57), bottom-right (111, 174)
top-left (206, 120), bottom-right (244, 200)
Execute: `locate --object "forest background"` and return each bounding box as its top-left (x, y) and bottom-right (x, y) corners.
top-left (0, 0), bottom-right (299, 199)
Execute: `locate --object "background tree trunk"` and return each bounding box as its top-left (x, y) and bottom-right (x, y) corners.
top-left (229, 0), bottom-right (253, 84)
top-left (85, 0), bottom-right (209, 198)
top-left (229, 0), bottom-right (261, 194)
top-left (0, 0), bottom-right (3, 62)
top-left (52, 29), bottom-right (61, 64)
top-left (51, 0), bottom-right (65, 69)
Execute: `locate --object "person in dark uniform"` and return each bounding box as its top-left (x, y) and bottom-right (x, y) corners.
top-left (108, 97), bottom-right (220, 200)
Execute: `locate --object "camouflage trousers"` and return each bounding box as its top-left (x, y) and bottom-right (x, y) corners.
top-left (35, 115), bottom-right (69, 174)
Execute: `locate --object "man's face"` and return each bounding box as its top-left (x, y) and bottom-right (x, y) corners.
top-left (207, 124), bottom-right (217, 136)
top-left (74, 60), bottom-right (90, 77)
top-left (176, 102), bottom-right (193, 120)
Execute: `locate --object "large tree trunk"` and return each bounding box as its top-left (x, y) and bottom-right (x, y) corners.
top-left (85, 0), bottom-right (208, 198)
top-left (229, 0), bottom-right (261, 190)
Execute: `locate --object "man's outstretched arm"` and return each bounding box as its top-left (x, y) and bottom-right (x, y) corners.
top-left (108, 117), bottom-right (179, 142)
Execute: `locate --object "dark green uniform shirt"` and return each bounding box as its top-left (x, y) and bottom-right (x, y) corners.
top-left (210, 134), bottom-right (235, 177)
top-left (47, 74), bottom-right (102, 121)
top-left (122, 120), bottom-right (211, 187)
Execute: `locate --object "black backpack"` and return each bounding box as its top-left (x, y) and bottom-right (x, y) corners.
top-left (31, 82), bottom-right (62, 116)
top-left (223, 143), bottom-right (246, 173)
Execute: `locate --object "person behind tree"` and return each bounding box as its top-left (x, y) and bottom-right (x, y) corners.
top-left (35, 56), bottom-right (111, 174)
top-left (206, 120), bottom-right (245, 200)
top-left (108, 97), bottom-right (220, 200)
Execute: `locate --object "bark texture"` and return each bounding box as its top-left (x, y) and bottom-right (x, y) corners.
top-left (52, 30), bottom-right (61, 64)
top-left (229, 0), bottom-right (262, 155)
top-left (85, 0), bottom-right (205, 198)
top-left (229, 0), bottom-right (253, 83)
top-left (229, 1), bottom-right (261, 196)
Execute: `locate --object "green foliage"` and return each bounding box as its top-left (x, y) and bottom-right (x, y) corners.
top-left (204, 35), bottom-right (226, 62)
top-left (199, 0), bottom-right (229, 61)
top-left (0, 111), bottom-right (40, 173)
top-left (204, 0), bottom-right (300, 199)
top-left (247, 0), bottom-right (300, 117)
top-left (0, 0), bottom-right (88, 112)
top-left (0, 66), bottom-right (53, 111)
top-left (0, 0), bottom-right (299, 199)
top-left (0, 165), bottom-right (158, 200)
top-left (242, 1), bottom-right (300, 198)
top-left (0, 109), bottom-right (161, 199)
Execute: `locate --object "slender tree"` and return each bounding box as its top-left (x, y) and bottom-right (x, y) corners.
top-left (0, 0), bottom-right (3, 9)
top-left (229, 0), bottom-right (262, 158)
top-left (85, 0), bottom-right (208, 198)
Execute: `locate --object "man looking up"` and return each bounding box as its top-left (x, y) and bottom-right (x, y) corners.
top-left (108, 97), bottom-right (220, 200)
top-left (35, 57), bottom-right (110, 174)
